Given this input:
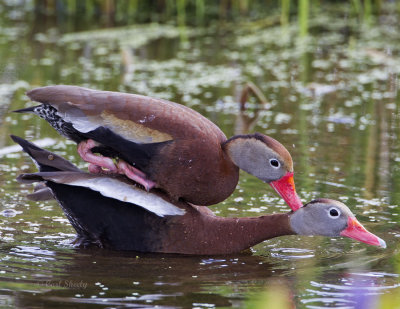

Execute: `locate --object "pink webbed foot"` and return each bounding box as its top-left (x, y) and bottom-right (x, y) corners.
top-left (117, 160), bottom-right (156, 191)
top-left (77, 139), bottom-right (117, 173)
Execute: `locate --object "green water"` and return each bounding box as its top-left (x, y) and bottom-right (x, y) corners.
top-left (0, 2), bottom-right (400, 308)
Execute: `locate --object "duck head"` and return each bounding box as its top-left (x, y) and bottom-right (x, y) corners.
top-left (223, 133), bottom-right (303, 211)
top-left (290, 198), bottom-right (386, 248)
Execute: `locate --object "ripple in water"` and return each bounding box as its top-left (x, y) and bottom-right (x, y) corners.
top-left (10, 246), bottom-right (56, 262)
top-left (270, 247), bottom-right (315, 260)
top-left (301, 272), bottom-right (400, 308)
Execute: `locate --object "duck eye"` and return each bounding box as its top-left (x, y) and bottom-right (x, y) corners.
top-left (328, 207), bottom-right (340, 218)
top-left (269, 159), bottom-right (280, 168)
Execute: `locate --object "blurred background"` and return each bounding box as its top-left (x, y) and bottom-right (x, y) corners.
top-left (1, 1), bottom-right (400, 308)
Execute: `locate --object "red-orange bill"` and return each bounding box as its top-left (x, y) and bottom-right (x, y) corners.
top-left (270, 172), bottom-right (303, 212)
top-left (340, 217), bottom-right (386, 248)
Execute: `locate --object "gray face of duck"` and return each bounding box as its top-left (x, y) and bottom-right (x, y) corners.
top-left (223, 133), bottom-right (303, 211)
top-left (290, 198), bottom-right (386, 248)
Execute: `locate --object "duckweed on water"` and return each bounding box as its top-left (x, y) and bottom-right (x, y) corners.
top-left (0, 2), bottom-right (400, 309)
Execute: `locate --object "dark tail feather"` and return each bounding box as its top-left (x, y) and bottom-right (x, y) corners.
top-left (10, 135), bottom-right (80, 173)
top-left (27, 183), bottom-right (54, 201)
top-left (11, 135), bottom-right (81, 201)
top-left (11, 134), bottom-right (46, 153)
top-left (16, 172), bottom-right (55, 201)
top-left (16, 172), bottom-right (46, 183)
top-left (12, 105), bottom-right (40, 113)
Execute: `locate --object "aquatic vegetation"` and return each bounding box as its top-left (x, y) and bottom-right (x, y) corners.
top-left (0, 1), bottom-right (399, 308)
top-left (60, 23), bottom-right (185, 48)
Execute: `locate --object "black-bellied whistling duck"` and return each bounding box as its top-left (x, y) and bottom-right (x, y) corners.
top-left (15, 85), bottom-right (302, 210)
top-left (12, 136), bottom-right (386, 255)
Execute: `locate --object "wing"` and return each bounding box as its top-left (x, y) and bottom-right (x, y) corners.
top-left (13, 135), bottom-right (185, 217)
top-left (18, 172), bottom-right (185, 217)
top-left (26, 85), bottom-right (227, 144)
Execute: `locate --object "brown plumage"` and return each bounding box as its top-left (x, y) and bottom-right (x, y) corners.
top-left (13, 136), bottom-right (386, 254)
top-left (18, 85), bottom-right (302, 209)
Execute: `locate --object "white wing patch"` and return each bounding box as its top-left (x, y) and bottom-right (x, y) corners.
top-left (58, 106), bottom-right (100, 133)
top-left (64, 177), bottom-right (185, 217)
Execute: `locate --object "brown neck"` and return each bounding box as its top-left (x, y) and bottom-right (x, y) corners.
top-left (162, 209), bottom-right (294, 255)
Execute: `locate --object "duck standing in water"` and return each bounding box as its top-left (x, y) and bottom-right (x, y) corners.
top-left (15, 85), bottom-right (302, 210)
top-left (13, 136), bottom-right (386, 255)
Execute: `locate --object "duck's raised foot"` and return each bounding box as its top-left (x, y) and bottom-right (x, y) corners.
top-left (77, 139), bottom-right (117, 173)
top-left (78, 139), bottom-right (155, 191)
top-left (117, 160), bottom-right (156, 191)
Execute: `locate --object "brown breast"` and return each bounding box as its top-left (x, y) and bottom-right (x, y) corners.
top-left (149, 137), bottom-right (239, 206)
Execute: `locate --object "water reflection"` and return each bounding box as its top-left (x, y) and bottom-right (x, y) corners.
top-left (303, 272), bottom-right (400, 309)
top-left (0, 227), bottom-right (395, 308)
top-left (0, 249), bottom-right (288, 307)
top-left (1, 1), bottom-right (400, 308)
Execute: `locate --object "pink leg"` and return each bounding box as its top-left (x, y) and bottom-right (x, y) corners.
top-left (78, 140), bottom-right (155, 190)
top-left (117, 160), bottom-right (156, 191)
top-left (88, 163), bottom-right (102, 174)
top-left (88, 164), bottom-right (118, 175)
top-left (77, 139), bottom-right (117, 173)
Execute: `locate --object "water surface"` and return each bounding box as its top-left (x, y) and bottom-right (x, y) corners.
top-left (0, 2), bottom-right (400, 308)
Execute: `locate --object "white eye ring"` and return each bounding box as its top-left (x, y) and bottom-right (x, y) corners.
top-left (328, 207), bottom-right (341, 219)
top-left (269, 158), bottom-right (280, 169)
